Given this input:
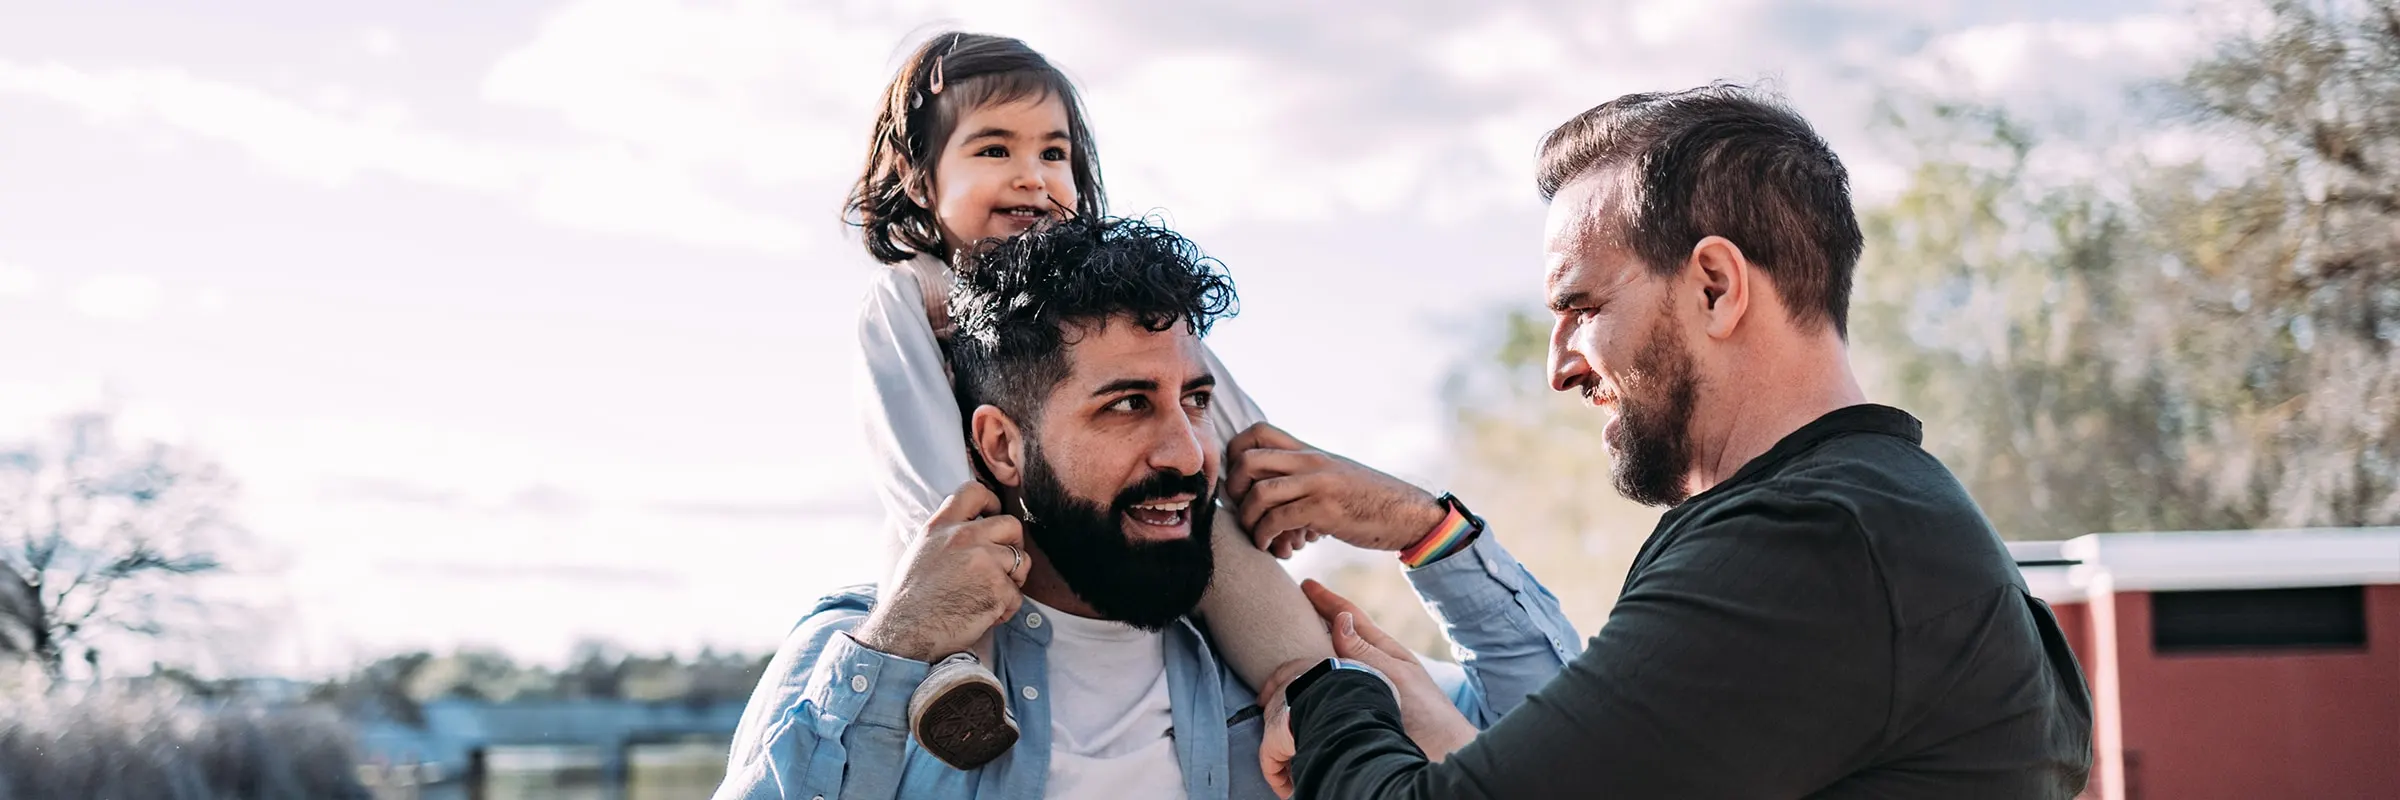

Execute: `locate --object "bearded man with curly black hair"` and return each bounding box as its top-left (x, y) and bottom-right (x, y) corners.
top-left (714, 216), bottom-right (1578, 800)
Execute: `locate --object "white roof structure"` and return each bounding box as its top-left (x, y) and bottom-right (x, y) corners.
top-left (2010, 528), bottom-right (2400, 603)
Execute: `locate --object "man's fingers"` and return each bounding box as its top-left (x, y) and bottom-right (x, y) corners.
top-left (1303, 580), bottom-right (1412, 659)
top-left (1249, 422), bottom-right (1310, 452)
top-left (931, 481), bottom-right (1002, 525)
top-left (995, 590), bottom-right (1024, 627)
top-left (1301, 578), bottom-right (1358, 618)
top-left (1330, 612), bottom-right (1400, 669)
top-left (991, 541), bottom-right (1029, 585)
top-left (1250, 497), bottom-right (1324, 553)
top-left (1226, 422), bottom-right (1297, 460)
top-left (1226, 447), bottom-right (1319, 502)
top-left (1262, 704), bottom-right (1297, 799)
top-left (1257, 528), bottom-right (1304, 558)
top-left (965, 514), bottom-right (1024, 549)
top-left (1239, 474), bottom-right (1317, 533)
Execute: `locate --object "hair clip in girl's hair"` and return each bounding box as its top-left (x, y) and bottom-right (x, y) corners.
top-left (928, 32), bottom-right (959, 96)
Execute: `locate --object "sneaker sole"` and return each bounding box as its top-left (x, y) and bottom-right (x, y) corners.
top-left (914, 677), bottom-right (1018, 770)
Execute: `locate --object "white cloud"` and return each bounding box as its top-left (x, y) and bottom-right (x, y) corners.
top-left (1904, 15), bottom-right (2203, 106)
top-left (360, 28), bottom-right (403, 59)
top-left (0, 60), bottom-right (522, 191)
top-left (3, 0), bottom-right (2191, 246)
top-left (0, 59), bottom-right (816, 254)
top-left (1433, 11), bottom-right (1574, 86)
top-left (0, 261), bottom-right (36, 297)
top-left (1629, 0), bottom-right (1767, 46)
top-left (72, 274), bottom-right (165, 320)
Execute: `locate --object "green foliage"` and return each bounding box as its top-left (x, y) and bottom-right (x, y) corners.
top-left (1859, 0), bottom-right (2400, 537)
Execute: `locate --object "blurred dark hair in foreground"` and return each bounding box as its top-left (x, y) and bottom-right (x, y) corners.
top-left (0, 685), bottom-right (371, 800)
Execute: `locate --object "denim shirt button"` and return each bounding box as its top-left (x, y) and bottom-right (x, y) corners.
top-left (850, 674), bottom-right (869, 693)
top-left (1022, 685), bottom-right (1039, 701)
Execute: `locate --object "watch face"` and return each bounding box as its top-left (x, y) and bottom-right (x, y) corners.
top-left (1284, 657), bottom-right (1342, 704)
top-left (1442, 493), bottom-right (1483, 527)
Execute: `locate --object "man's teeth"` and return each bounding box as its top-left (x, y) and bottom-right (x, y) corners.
top-left (1133, 501), bottom-right (1190, 512)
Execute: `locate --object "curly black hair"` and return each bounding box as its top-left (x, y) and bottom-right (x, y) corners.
top-left (946, 215), bottom-right (1239, 426)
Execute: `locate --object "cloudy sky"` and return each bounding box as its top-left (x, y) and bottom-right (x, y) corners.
top-left (0, 0), bottom-right (2209, 674)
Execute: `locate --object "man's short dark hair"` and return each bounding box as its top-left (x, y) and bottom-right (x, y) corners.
top-left (947, 215), bottom-right (1238, 426)
top-left (1537, 83), bottom-right (1863, 338)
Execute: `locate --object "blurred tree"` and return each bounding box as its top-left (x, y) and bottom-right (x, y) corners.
top-left (403, 646), bottom-right (538, 703)
top-left (1852, 102), bottom-right (2210, 540)
top-left (2143, 0), bottom-right (2400, 527)
top-left (1858, 0), bottom-right (2400, 538)
top-left (0, 409), bottom-right (240, 689)
top-left (311, 643), bottom-right (773, 726)
top-left (308, 650), bottom-right (432, 725)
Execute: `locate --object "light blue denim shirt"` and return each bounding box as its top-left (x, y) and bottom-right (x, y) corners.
top-left (712, 531), bottom-right (1580, 800)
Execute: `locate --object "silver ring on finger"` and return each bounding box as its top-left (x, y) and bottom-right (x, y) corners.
top-left (1007, 544), bottom-right (1024, 575)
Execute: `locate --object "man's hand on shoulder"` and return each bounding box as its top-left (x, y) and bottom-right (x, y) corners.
top-left (1225, 422), bottom-right (1448, 556)
top-left (852, 481), bottom-right (1029, 662)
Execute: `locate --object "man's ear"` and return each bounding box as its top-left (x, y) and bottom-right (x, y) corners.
top-left (1688, 235), bottom-right (1752, 340)
top-left (970, 405), bottom-right (1030, 488)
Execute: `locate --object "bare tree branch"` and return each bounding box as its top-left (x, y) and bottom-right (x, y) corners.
top-left (0, 409), bottom-right (243, 689)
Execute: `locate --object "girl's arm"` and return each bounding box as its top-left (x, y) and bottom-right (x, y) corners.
top-left (853, 266), bottom-right (977, 547)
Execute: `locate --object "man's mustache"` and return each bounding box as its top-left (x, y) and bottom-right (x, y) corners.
top-left (1113, 469), bottom-right (1210, 510)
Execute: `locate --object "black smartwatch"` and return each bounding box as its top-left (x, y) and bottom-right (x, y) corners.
top-left (1282, 657), bottom-right (1394, 707)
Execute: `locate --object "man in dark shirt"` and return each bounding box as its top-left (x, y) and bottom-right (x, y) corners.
top-left (1223, 85), bottom-right (2094, 798)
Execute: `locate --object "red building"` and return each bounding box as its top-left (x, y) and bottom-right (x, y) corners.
top-left (2012, 529), bottom-right (2400, 800)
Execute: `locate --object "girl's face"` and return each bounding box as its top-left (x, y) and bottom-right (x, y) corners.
top-left (926, 93), bottom-right (1079, 254)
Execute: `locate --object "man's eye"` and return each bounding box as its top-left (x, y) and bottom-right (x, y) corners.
top-left (1108, 396), bottom-right (1148, 412)
top-left (1184, 392), bottom-right (1213, 411)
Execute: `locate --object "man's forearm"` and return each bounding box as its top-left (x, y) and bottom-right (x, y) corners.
top-left (1405, 531), bottom-right (1581, 723)
top-left (1290, 671), bottom-right (1470, 800)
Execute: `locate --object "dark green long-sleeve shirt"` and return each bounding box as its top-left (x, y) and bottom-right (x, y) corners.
top-left (1291, 404), bottom-right (2094, 799)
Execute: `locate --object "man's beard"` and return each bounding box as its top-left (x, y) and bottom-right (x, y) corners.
top-left (1016, 447), bottom-right (1216, 632)
top-left (1607, 317), bottom-right (1702, 508)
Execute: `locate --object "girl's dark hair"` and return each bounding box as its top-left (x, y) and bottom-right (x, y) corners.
top-left (845, 32), bottom-right (1107, 265)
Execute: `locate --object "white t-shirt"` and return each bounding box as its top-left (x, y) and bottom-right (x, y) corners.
top-left (1027, 598), bottom-right (1188, 800)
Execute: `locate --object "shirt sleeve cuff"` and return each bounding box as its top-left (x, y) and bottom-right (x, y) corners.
top-left (1403, 529), bottom-right (1525, 617)
top-left (811, 631), bottom-right (934, 731)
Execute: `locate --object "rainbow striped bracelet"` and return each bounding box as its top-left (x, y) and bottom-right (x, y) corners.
top-left (1399, 494), bottom-right (1481, 568)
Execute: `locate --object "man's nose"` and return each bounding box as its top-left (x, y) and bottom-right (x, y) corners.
top-left (1148, 414), bottom-right (1207, 478)
top-left (1549, 317), bottom-right (1592, 393)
